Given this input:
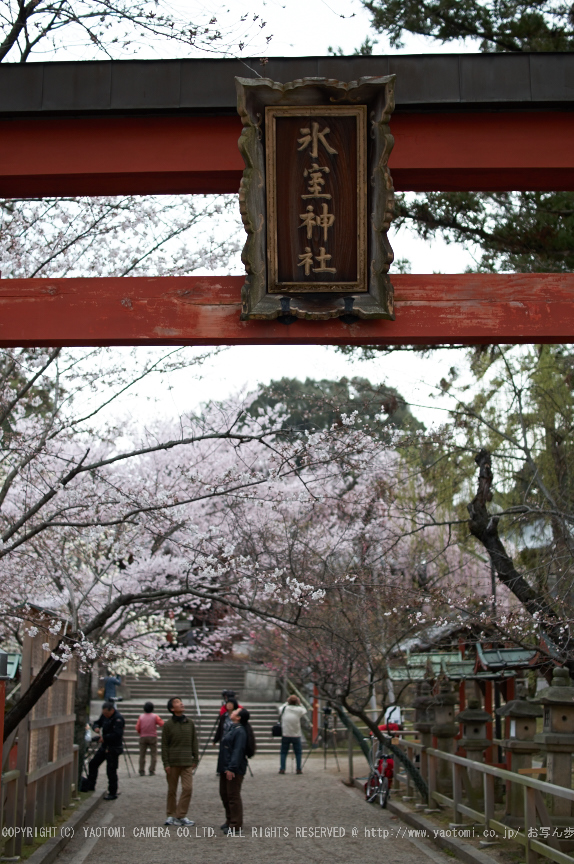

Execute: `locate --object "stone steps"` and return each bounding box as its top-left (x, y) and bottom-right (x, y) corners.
top-left (121, 661), bottom-right (245, 702)
top-left (114, 703), bottom-right (281, 753)
top-left (94, 661), bottom-right (283, 755)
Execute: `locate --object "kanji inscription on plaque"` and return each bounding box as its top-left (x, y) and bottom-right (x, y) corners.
top-left (266, 106), bottom-right (367, 293)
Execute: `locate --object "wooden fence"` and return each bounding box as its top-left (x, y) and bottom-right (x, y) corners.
top-left (1, 615), bottom-right (79, 857)
top-left (0, 769), bottom-right (19, 858)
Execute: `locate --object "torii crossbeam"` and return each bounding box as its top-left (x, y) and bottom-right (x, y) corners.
top-left (2, 54), bottom-right (573, 346)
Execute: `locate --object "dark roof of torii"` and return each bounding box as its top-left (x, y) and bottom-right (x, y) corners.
top-left (0, 53), bottom-right (573, 117)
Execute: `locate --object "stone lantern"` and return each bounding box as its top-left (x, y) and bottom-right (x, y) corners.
top-left (456, 697), bottom-right (492, 800)
top-left (414, 681), bottom-right (435, 747)
top-left (431, 681), bottom-right (459, 794)
top-left (535, 666), bottom-right (574, 819)
top-left (457, 697), bottom-right (492, 757)
top-left (414, 681), bottom-right (435, 785)
top-left (497, 692), bottom-right (542, 824)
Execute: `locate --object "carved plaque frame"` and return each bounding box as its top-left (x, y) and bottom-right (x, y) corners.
top-left (236, 75), bottom-right (396, 322)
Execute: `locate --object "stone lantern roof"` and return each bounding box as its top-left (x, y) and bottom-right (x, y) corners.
top-left (434, 680), bottom-right (458, 706)
top-left (455, 697), bottom-right (492, 724)
top-left (535, 667), bottom-right (574, 705)
top-left (413, 680), bottom-right (433, 706)
top-left (496, 697), bottom-right (542, 719)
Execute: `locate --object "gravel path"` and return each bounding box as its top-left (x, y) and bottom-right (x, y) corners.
top-left (55, 754), bottom-right (452, 864)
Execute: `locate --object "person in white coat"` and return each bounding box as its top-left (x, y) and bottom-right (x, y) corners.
top-left (277, 695), bottom-right (307, 774)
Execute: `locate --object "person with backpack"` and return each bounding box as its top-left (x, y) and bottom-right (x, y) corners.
top-left (213, 696), bottom-right (239, 746)
top-left (277, 695), bottom-right (307, 774)
top-left (217, 707), bottom-right (254, 834)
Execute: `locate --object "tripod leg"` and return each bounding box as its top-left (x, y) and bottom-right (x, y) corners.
top-left (123, 751), bottom-right (132, 778)
top-left (302, 733), bottom-right (321, 767)
top-left (194, 715), bottom-right (220, 774)
top-left (330, 732), bottom-right (340, 772)
top-left (127, 750), bottom-right (136, 774)
top-left (122, 743), bottom-right (136, 778)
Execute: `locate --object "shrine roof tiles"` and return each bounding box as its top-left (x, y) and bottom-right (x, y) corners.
top-left (0, 53), bottom-right (573, 116)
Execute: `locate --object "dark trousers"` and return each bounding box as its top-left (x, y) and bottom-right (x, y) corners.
top-left (280, 736), bottom-right (302, 771)
top-left (219, 772), bottom-right (244, 829)
top-left (87, 746), bottom-right (119, 795)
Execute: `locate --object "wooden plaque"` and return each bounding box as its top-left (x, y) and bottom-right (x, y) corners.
top-left (236, 76), bottom-right (396, 322)
top-left (267, 106), bottom-right (367, 293)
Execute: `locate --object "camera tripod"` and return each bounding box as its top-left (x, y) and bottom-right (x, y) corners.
top-left (196, 713), bottom-right (219, 771)
top-left (302, 706), bottom-right (340, 772)
top-left (82, 734), bottom-right (136, 778)
top-left (120, 740), bottom-right (136, 776)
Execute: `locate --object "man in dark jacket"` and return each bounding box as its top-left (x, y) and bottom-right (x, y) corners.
top-left (217, 707), bottom-right (249, 834)
top-left (162, 697), bottom-right (198, 827)
top-left (85, 702), bottom-right (125, 800)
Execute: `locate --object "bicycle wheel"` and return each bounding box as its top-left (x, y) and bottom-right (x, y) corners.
top-left (365, 773), bottom-right (382, 803)
top-left (380, 776), bottom-right (390, 808)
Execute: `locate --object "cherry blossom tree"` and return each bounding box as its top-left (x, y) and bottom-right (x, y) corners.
top-left (0, 0), bottom-right (253, 291)
top-left (0, 195), bottom-right (241, 279)
top-left (207, 427), bottom-right (514, 726)
top-left (0, 1), bottom-right (271, 63)
top-left (414, 345), bottom-right (574, 676)
top-left (2, 351), bottom-right (405, 743)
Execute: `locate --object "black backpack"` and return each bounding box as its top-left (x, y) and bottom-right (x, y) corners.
top-left (245, 722), bottom-right (256, 758)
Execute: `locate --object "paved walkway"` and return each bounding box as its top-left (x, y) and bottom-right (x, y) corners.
top-left (56, 755), bottom-right (452, 864)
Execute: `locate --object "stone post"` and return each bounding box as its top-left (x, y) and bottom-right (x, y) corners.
top-left (535, 667), bottom-right (574, 820)
top-left (456, 697), bottom-right (492, 802)
top-left (497, 692), bottom-right (542, 825)
top-left (430, 681), bottom-right (458, 795)
top-left (414, 681), bottom-right (434, 785)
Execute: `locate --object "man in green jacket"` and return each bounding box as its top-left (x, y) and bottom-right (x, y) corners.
top-left (162, 697), bottom-right (198, 826)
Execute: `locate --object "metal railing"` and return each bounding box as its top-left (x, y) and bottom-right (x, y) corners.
top-left (391, 738), bottom-right (574, 864)
top-left (190, 677), bottom-right (201, 718)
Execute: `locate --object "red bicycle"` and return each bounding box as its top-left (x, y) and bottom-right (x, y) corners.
top-left (364, 737), bottom-right (394, 808)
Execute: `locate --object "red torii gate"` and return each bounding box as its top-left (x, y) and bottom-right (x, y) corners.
top-left (1, 54), bottom-right (573, 346)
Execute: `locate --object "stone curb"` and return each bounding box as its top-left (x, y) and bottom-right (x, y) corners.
top-left (352, 781), bottom-right (497, 864)
top-left (23, 792), bottom-right (105, 864)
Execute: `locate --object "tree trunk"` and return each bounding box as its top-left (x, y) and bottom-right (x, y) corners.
top-left (468, 449), bottom-right (574, 674)
top-left (3, 644), bottom-right (64, 741)
top-left (340, 700), bottom-right (429, 801)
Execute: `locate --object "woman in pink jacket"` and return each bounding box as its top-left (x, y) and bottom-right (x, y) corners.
top-left (136, 702), bottom-right (165, 775)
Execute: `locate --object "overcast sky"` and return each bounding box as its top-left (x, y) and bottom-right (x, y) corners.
top-left (39, 0), bottom-right (478, 429)
top-left (36, 0), bottom-right (470, 61)
top-left (171, 0), bottom-right (475, 430)
top-left (230, 0), bottom-right (468, 57)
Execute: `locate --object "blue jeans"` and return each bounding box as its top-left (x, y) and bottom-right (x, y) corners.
top-left (280, 736), bottom-right (302, 771)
